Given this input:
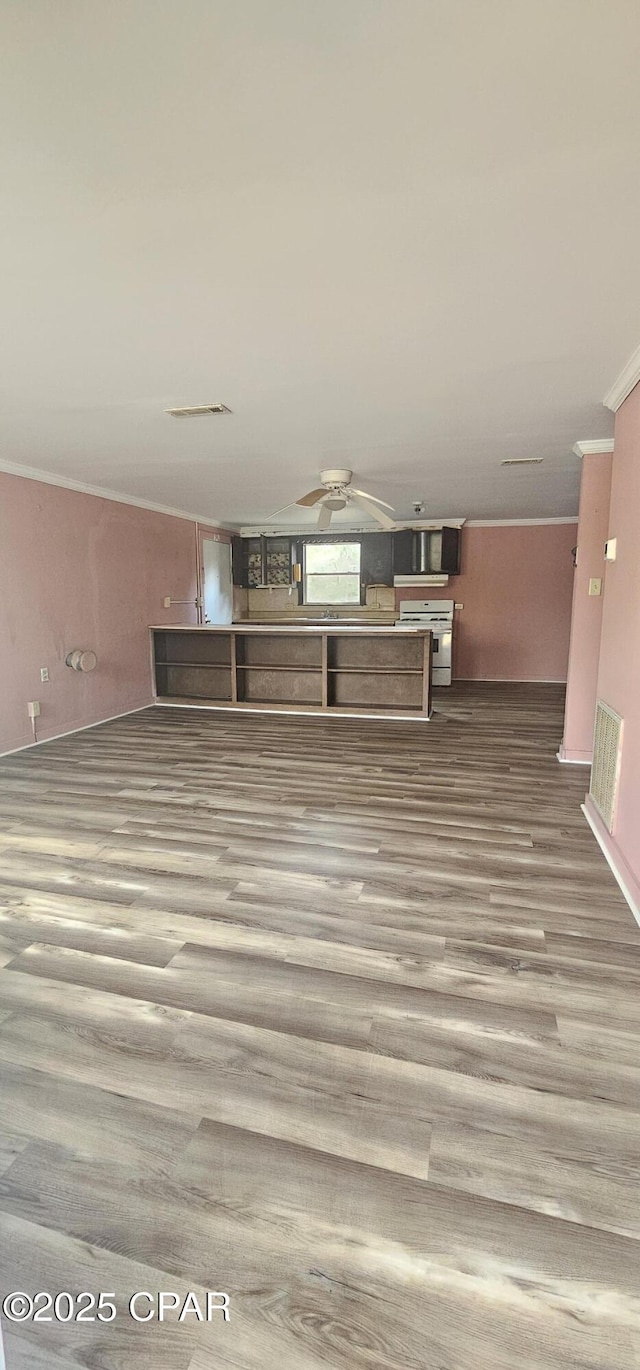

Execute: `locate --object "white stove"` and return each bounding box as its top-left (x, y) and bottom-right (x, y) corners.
top-left (397, 599), bottom-right (454, 686)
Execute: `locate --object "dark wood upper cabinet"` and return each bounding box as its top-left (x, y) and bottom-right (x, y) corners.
top-left (231, 535), bottom-right (248, 587)
top-left (232, 527), bottom-right (460, 591)
top-left (360, 532), bottom-right (393, 586)
top-left (264, 536), bottom-right (292, 586)
top-left (243, 536), bottom-right (267, 587)
top-left (392, 529), bottom-right (414, 576)
top-left (440, 526), bottom-right (461, 575)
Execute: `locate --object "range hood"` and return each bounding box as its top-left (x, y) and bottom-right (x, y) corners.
top-left (394, 573), bottom-right (450, 588)
top-left (392, 527), bottom-right (460, 584)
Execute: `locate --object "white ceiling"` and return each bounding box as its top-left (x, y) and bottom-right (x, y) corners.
top-left (2, 0), bottom-right (639, 526)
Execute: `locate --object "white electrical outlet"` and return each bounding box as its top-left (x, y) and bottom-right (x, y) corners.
top-left (164, 596), bottom-right (172, 609)
top-left (454, 603), bottom-right (464, 610)
top-left (40, 667), bottom-right (49, 682)
top-left (28, 701), bottom-right (40, 718)
top-left (588, 578), bottom-right (602, 597)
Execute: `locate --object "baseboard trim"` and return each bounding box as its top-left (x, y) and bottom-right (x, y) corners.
top-left (153, 700), bottom-right (431, 723)
top-left (0, 704), bottom-right (153, 759)
top-left (557, 749), bottom-right (592, 764)
top-left (581, 800), bottom-right (640, 927)
top-left (453, 677), bottom-right (567, 684)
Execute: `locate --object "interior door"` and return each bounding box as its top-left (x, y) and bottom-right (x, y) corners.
top-left (202, 537), bottom-right (233, 623)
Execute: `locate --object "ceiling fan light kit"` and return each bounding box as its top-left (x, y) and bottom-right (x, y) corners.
top-left (268, 469), bottom-right (397, 530)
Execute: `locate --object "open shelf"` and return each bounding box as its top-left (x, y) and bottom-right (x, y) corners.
top-left (327, 666), bottom-right (422, 674)
top-left (328, 634), bottom-right (423, 672)
top-left (156, 662), bottom-right (232, 701)
top-left (237, 663), bottom-right (322, 672)
top-left (152, 626), bottom-right (431, 720)
top-left (155, 630), bottom-right (232, 666)
top-left (157, 659), bottom-right (232, 669)
top-left (328, 671), bottom-right (424, 710)
top-left (237, 633), bottom-right (322, 670)
top-left (240, 664), bottom-right (322, 704)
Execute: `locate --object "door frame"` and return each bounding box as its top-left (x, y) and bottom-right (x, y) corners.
top-left (196, 525), bottom-right (233, 625)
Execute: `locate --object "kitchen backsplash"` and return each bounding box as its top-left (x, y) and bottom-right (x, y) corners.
top-left (236, 584), bottom-right (395, 622)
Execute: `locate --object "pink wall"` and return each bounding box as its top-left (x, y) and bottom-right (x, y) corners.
top-left (559, 453), bottom-right (612, 762)
top-left (397, 523), bottom-right (576, 681)
top-left (585, 382), bottom-right (640, 907)
top-left (0, 471), bottom-right (224, 754)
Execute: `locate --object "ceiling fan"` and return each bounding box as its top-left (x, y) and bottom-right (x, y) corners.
top-left (267, 469), bottom-right (396, 531)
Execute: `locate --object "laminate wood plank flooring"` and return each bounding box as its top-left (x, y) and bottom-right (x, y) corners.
top-left (0, 682), bottom-right (639, 1368)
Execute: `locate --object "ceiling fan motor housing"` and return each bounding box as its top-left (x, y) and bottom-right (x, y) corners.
top-left (319, 468), bottom-right (353, 490)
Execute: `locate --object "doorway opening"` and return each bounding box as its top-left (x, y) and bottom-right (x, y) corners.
top-left (199, 535), bottom-right (233, 624)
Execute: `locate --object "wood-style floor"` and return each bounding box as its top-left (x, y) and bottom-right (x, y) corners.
top-left (1, 684), bottom-right (639, 1369)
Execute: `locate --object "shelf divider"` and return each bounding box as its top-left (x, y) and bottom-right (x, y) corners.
top-left (236, 664), bottom-right (322, 672)
top-left (230, 634), bottom-right (238, 704)
top-left (327, 666), bottom-right (422, 674)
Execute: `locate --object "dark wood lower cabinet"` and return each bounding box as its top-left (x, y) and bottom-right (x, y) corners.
top-left (152, 626), bottom-right (432, 720)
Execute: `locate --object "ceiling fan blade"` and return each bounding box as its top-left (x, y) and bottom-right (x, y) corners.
top-left (296, 487), bottom-right (327, 507)
top-left (352, 493), bottom-right (395, 529)
top-left (351, 487), bottom-right (395, 511)
top-left (264, 501), bottom-right (296, 521)
top-left (317, 503), bottom-right (332, 530)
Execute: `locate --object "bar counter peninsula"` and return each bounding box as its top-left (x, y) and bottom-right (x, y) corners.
top-left (151, 624), bottom-right (433, 720)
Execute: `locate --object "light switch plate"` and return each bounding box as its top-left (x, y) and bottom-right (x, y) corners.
top-left (588, 578), bottom-right (602, 597)
top-left (604, 537), bottom-right (617, 562)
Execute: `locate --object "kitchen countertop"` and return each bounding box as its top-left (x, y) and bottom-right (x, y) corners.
top-left (243, 618), bottom-right (393, 626)
top-left (152, 623), bottom-right (429, 635)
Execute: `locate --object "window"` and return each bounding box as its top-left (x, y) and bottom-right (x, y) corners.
top-left (303, 542), bottom-right (361, 604)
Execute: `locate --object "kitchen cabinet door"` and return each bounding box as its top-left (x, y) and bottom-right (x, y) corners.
top-left (361, 532), bottom-right (393, 586)
top-left (265, 536), bottom-right (292, 585)
top-left (231, 535), bottom-right (248, 587)
top-left (392, 529), bottom-right (414, 575)
top-left (440, 526), bottom-right (461, 575)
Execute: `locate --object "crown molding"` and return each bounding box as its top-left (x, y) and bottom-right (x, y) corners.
top-left (604, 343), bottom-right (640, 412)
top-left (393, 517), bottom-right (466, 530)
top-left (0, 458), bottom-right (580, 535)
top-left (240, 522), bottom-right (384, 536)
top-left (0, 458), bottom-right (229, 529)
top-left (572, 439), bottom-right (615, 458)
top-left (247, 516), bottom-right (580, 533)
top-left (465, 516), bottom-right (578, 527)
top-left (239, 517), bottom-right (468, 536)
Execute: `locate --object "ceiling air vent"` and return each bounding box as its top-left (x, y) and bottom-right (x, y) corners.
top-left (501, 458), bottom-right (544, 466)
top-left (165, 404), bottom-right (232, 417)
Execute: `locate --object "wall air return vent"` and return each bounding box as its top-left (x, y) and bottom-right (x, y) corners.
top-left (589, 700), bottom-right (623, 833)
top-left (165, 404), bottom-right (232, 417)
